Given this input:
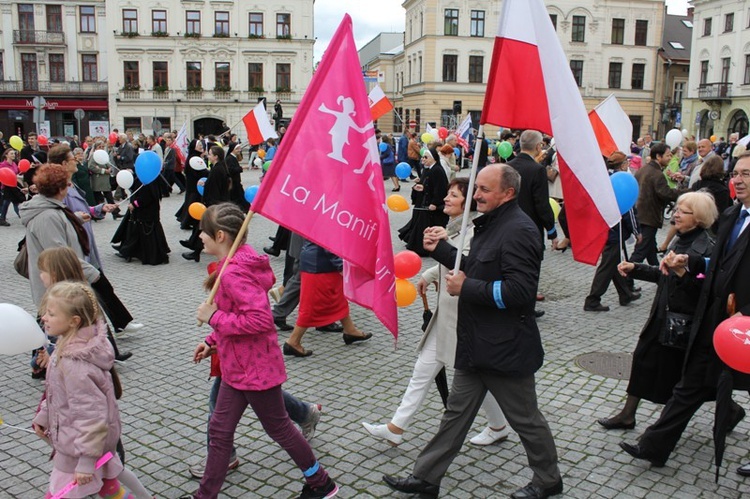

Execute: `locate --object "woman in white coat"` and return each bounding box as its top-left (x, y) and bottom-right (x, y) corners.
top-left (362, 177), bottom-right (509, 446)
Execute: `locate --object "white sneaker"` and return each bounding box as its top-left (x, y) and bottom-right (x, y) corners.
top-left (470, 426), bottom-right (510, 446)
top-left (300, 404), bottom-right (321, 441)
top-left (362, 422), bottom-right (403, 446)
top-left (121, 322), bottom-right (144, 333)
top-left (269, 285), bottom-right (285, 303)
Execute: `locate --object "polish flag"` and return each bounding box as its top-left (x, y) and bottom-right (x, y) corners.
top-left (589, 94), bottom-right (633, 157)
top-left (368, 84), bottom-right (394, 121)
top-left (242, 101), bottom-right (279, 146)
top-left (481, 0), bottom-right (620, 265)
top-left (251, 15), bottom-right (398, 338)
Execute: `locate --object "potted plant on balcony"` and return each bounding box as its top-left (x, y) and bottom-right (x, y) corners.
top-left (186, 85), bottom-right (203, 95)
top-left (276, 86), bottom-right (291, 93)
top-left (151, 31), bottom-right (169, 37)
top-left (276, 34), bottom-right (292, 40)
top-left (248, 33), bottom-right (265, 39)
top-left (153, 85), bottom-right (169, 94)
top-left (214, 85), bottom-right (232, 92)
top-left (122, 84), bottom-right (141, 91)
top-left (249, 86), bottom-right (264, 93)
top-left (123, 31), bottom-right (140, 38)
top-left (184, 32), bottom-right (201, 39)
top-left (213, 32), bottom-right (230, 38)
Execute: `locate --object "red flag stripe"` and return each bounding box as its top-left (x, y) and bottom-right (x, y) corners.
top-left (589, 111), bottom-right (619, 158)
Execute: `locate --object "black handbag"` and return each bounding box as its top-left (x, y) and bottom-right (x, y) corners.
top-left (659, 277), bottom-right (692, 350)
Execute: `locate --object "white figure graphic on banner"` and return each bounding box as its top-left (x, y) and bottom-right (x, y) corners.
top-left (318, 96), bottom-right (369, 163)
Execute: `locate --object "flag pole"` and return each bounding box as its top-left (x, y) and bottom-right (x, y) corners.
top-left (197, 208), bottom-right (256, 326)
top-left (217, 118), bottom-right (245, 138)
top-left (452, 124), bottom-right (484, 272)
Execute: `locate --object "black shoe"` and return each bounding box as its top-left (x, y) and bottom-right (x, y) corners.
top-left (510, 480), bottom-right (563, 498)
top-left (620, 292), bottom-right (641, 306)
top-left (283, 342), bottom-right (312, 357)
top-left (597, 417), bottom-right (635, 430)
top-left (584, 303), bottom-right (610, 312)
top-left (298, 476), bottom-right (338, 498)
top-left (737, 463), bottom-right (750, 477)
top-left (263, 246), bottom-right (281, 257)
top-left (274, 318), bottom-right (294, 331)
top-left (179, 239), bottom-right (193, 249)
top-left (619, 441), bottom-right (666, 467)
top-left (316, 322), bottom-right (343, 333)
top-left (729, 404), bottom-right (746, 433)
top-left (115, 351), bottom-right (133, 362)
top-left (383, 475), bottom-right (439, 498)
top-left (114, 252), bottom-right (128, 259)
top-left (0, 219), bottom-right (9, 227)
top-left (631, 286), bottom-right (642, 293)
top-left (111, 244), bottom-right (121, 252)
top-left (269, 236), bottom-right (276, 242)
top-left (534, 309), bottom-right (545, 318)
top-left (392, 186), bottom-right (401, 192)
top-left (343, 332), bottom-right (372, 345)
top-left (112, 213), bottom-right (123, 220)
top-left (182, 251), bottom-right (200, 262)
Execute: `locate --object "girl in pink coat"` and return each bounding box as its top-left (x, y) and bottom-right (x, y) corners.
top-left (187, 203), bottom-right (338, 499)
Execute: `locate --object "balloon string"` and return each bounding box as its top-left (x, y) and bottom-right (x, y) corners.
top-left (0, 422), bottom-right (35, 434)
top-left (116, 184), bottom-right (144, 206)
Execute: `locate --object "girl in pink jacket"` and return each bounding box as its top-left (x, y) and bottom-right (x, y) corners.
top-left (32, 281), bottom-right (149, 498)
top-left (187, 203), bottom-right (338, 499)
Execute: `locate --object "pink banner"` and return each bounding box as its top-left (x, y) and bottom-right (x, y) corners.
top-left (251, 15), bottom-right (398, 338)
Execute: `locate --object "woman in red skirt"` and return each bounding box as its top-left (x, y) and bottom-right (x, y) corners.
top-left (283, 241), bottom-right (371, 357)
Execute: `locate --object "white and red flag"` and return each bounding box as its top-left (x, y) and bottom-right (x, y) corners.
top-left (455, 113), bottom-right (472, 151)
top-left (368, 84), bottom-right (394, 121)
top-left (173, 121), bottom-right (189, 165)
top-left (251, 15), bottom-right (398, 338)
top-left (589, 94), bottom-right (633, 157)
top-left (481, 0), bottom-right (620, 265)
top-left (243, 101), bottom-right (279, 146)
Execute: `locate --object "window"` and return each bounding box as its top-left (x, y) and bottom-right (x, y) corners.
top-left (629, 116), bottom-right (642, 142)
top-left (80, 6), bottom-right (96, 33)
top-left (608, 62), bottom-right (622, 89)
top-left (570, 60), bottom-right (583, 87)
top-left (673, 81), bottom-right (685, 104)
top-left (46, 5), bottom-right (62, 32)
top-left (123, 117), bottom-right (141, 133)
top-left (700, 61), bottom-right (708, 85)
top-left (415, 109), bottom-right (421, 132)
top-left (704, 17), bottom-right (712, 36)
top-left (18, 4), bottom-right (34, 32)
top-left (682, 20), bottom-right (693, 29)
top-left (21, 53), bottom-right (38, 90)
top-left (0, 55), bottom-right (4, 81)
top-left (669, 41), bottom-right (685, 49)
top-left (186, 62), bottom-right (202, 88)
top-left (444, 9), bottom-right (458, 36)
top-left (722, 57), bottom-right (731, 82)
top-left (153, 61), bottom-right (168, 88)
top-left (215, 12), bottom-right (229, 36)
top-left (248, 63), bottom-right (263, 90)
top-left (440, 109), bottom-right (454, 127)
top-left (276, 63), bottom-right (290, 90)
top-left (152, 10), bottom-right (167, 33)
top-left (123, 61), bottom-right (139, 88)
top-left (82, 54), bottom-right (97, 81)
top-left (469, 56), bottom-right (483, 83)
top-left (611, 18), bottom-right (624, 44)
top-left (572, 15), bottom-right (585, 42)
top-left (635, 20), bottom-right (648, 45)
top-left (186, 11), bottom-right (200, 35)
top-left (631, 63), bottom-right (645, 89)
top-left (276, 13), bottom-right (290, 37)
top-left (725, 13), bottom-right (734, 32)
top-left (550, 14), bottom-right (557, 31)
top-left (215, 62), bottom-right (230, 89)
top-left (746, 55), bottom-right (750, 84)
top-left (249, 13), bottom-right (263, 36)
top-left (49, 54), bottom-right (64, 82)
top-left (470, 10), bottom-right (484, 37)
top-left (123, 9), bottom-right (138, 33)
top-left (442, 54), bottom-right (457, 82)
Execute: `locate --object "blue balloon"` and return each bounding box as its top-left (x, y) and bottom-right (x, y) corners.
top-left (610, 171), bottom-right (639, 215)
top-left (196, 177), bottom-right (207, 196)
top-left (244, 185), bottom-right (260, 204)
top-left (454, 147), bottom-right (461, 158)
top-left (395, 162), bottom-right (411, 180)
top-left (379, 142), bottom-right (388, 153)
top-left (134, 150), bottom-right (161, 185)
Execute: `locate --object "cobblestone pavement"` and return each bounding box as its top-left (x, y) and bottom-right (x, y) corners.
top-left (1, 168), bottom-right (749, 498)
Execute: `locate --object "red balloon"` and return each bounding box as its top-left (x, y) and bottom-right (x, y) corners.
top-left (83, 142), bottom-right (89, 150)
top-left (394, 250), bottom-right (422, 279)
top-left (714, 315), bottom-right (750, 374)
top-left (207, 261), bottom-right (218, 275)
top-left (18, 159), bottom-right (31, 173)
top-left (37, 135), bottom-right (49, 146)
top-left (438, 127), bottom-right (449, 140)
top-left (0, 167), bottom-right (17, 187)
top-left (730, 179), bottom-right (737, 199)
top-left (109, 132), bottom-right (118, 145)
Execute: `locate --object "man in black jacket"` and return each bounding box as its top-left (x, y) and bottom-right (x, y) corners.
top-left (384, 164), bottom-right (562, 499)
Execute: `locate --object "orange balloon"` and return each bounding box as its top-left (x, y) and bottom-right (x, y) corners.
top-left (710, 135), bottom-right (717, 142)
top-left (387, 194), bottom-right (409, 212)
top-left (395, 278), bottom-right (417, 307)
top-left (258, 149), bottom-right (266, 159)
top-left (188, 202), bottom-right (207, 220)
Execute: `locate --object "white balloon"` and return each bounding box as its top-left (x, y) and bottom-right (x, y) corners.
top-left (681, 128), bottom-right (689, 138)
top-left (0, 303), bottom-right (47, 355)
top-left (93, 149), bottom-right (109, 166)
top-left (189, 156), bottom-right (207, 170)
top-left (430, 129), bottom-right (440, 140)
top-left (253, 157), bottom-right (263, 167)
top-left (665, 128), bottom-right (683, 149)
top-left (116, 170), bottom-right (134, 190)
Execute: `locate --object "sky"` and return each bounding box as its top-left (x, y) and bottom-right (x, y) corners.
top-left (313, 0), bottom-right (691, 63)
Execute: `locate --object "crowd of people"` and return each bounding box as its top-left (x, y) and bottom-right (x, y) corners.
top-left (4, 120), bottom-right (750, 499)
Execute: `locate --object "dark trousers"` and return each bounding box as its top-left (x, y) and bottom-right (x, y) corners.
top-left (270, 226), bottom-right (291, 252)
top-left (174, 171), bottom-right (186, 192)
top-left (273, 260), bottom-right (301, 321)
top-left (413, 370), bottom-right (560, 489)
top-left (585, 241), bottom-right (632, 307)
top-left (90, 271), bottom-right (133, 331)
top-left (630, 224), bottom-right (659, 265)
top-left (94, 191), bottom-right (115, 205)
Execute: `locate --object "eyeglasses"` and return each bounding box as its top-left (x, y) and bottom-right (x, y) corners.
top-left (422, 155), bottom-right (431, 159)
top-left (674, 208), bottom-right (694, 215)
top-left (731, 170), bottom-right (750, 179)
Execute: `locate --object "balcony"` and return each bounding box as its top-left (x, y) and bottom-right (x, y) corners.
top-left (0, 80), bottom-right (107, 94)
top-left (699, 82), bottom-right (732, 102)
top-left (114, 89), bottom-right (301, 102)
top-left (13, 30), bottom-right (65, 45)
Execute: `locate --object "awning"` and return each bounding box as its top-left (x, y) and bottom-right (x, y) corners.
top-left (0, 98), bottom-right (109, 111)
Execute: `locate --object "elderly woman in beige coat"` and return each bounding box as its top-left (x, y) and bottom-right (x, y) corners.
top-left (362, 178), bottom-right (509, 446)
top-left (87, 140), bottom-right (115, 205)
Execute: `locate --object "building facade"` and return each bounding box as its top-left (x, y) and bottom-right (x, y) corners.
top-left (683, 0), bottom-right (750, 141)
top-left (654, 11), bottom-right (692, 140)
top-left (106, 0), bottom-right (314, 137)
top-left (0, 0), bottom-right (110, 139)
top-left (363, 0), bottom-right (665, 142)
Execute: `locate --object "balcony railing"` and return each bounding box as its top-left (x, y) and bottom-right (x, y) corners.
top-left (115, 89), bottom-right (302, 102)
top-left (0, 80), bottom-right (107, 94)
top-left (699, 82), bottom-right (732, 100)
top-left (13, 30), bottom-right (65, 45)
